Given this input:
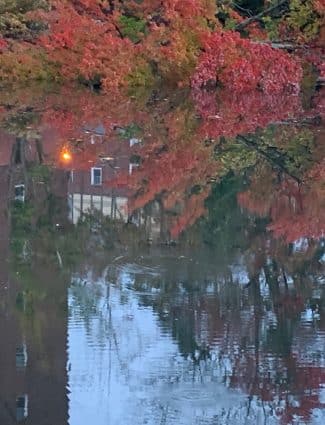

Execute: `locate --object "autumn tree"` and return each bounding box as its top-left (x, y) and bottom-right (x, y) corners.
top-left (1, 0), bottom-right (314, 93)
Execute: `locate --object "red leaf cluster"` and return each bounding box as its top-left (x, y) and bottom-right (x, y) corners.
top-left (192, 31), bottom-right (303, 94)
top-left (192, 89), bottom-right (302, 139)
top-left (0, 38), bottom-right (8, 52)
top-left (238, 162), bottom-right (325, 243)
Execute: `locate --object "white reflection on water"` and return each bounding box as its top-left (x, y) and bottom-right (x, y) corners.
top-left (67, 270), bottom-right (248, 425)
top-left (67, 266), bottom-right (325, 425)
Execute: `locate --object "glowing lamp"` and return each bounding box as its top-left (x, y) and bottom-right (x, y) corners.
top-left (61, 150), bottom-right (72, 162)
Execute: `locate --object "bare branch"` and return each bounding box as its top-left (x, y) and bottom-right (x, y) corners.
top-left (235, 0), bottom-right (288, 31)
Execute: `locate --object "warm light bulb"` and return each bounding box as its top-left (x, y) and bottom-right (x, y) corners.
top-left (61, 151), bottom-right (72, 162)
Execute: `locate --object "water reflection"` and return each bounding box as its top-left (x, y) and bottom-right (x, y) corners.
top-left (66, 257), bottom-right (325, 425)
top-left (68, 276), bottom-right (244, 425)
top-left (0, 84), bottom-right (324, 424)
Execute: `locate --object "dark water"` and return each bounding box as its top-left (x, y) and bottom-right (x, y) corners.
top-left (0, 84), bottom-right (324, 424)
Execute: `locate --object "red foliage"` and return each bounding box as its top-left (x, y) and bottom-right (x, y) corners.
top-left (191, 31), bottom-right (303, 94)
top-left (0, 81), bottom-right (320, 241)
top-left (192, 89), bottom-right (302, 139)
top-left (238, 164), bottom-right (325, 243)
top-left (39, 86), bottom-right (148, 140)
top-left (314, 0), bottom-right (325, 14)
top-left (108, 133), bottom-right (217, 238)
top-left (320, 62), bottom-right (325, 78)
top-left (169, 187), bottom-right (210, 238)
top-left (38, 1), bottom-right (137, 89)
top-left (0, 38), bottom-right (8, 52)
top-left (35, 0), bottom-right (218, 88)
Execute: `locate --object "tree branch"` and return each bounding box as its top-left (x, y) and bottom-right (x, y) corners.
top-left (235, 0), bottom-right (289, 31)
top-left (236, 135), bottom-right (301, 183)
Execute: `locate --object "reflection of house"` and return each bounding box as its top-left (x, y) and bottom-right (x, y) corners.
top-left (64, 133), bottom-right (168, 242)
top-left (82, 124), bottom-right (106, 145)
top-left (69, 192), bottom-right (129, 224)
top-left (68, 142), bottom-right (129, 224)
top-left (67, 138), bottom-right (132, 224)
top-left (0, 130), bottom-right (68, 425)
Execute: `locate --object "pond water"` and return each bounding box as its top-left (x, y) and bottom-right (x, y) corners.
top-left (0, 83), bottom-right (324, 425)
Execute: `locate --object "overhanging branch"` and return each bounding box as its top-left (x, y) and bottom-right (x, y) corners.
top-left (235, 0), bottom-right (289, 31)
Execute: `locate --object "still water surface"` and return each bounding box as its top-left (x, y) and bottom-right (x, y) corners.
top-left (0, 84), bottom-right (324, 424)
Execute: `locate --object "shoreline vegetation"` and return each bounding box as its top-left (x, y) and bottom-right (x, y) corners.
top-left (0, 0), bottom-right (324, 94)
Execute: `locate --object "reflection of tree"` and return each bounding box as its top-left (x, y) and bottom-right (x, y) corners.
top-left (108, 242), bottom-right (324, 423)
top-left (1, 79), bottom-right (323, 424)
top-left (109, 169), bottom-right (323, 423)
top-left (238, 164), bottom-right (325, 243)
top-left (234, 121), bottom-right (324, 243)
top-left (3, 126), bottom-right (323, 425)
top-left (133, 253), bottom-right (323, 423)
top-left (192, 88), bottom-right (302, 139)
top-left (2, 83), bottom-right (321, 241)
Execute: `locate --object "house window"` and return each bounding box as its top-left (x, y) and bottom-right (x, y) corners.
top-left (129, 137), bottom-right (141, 147)
top-left (129, 163), bottom-right (139, 175)
top-left (16, 344), bottom-right (28, 369)
top-left (14, 184), bottom-right (25, 202)
top-left (16, 395), bottom-right (28, 422)
top-left (91, 167), bottom-right (102, 186)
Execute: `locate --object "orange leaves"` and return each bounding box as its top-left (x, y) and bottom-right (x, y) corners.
top-left (169, 186), bottom-right (210, 238)
top-left (163, 0), bottom-right (215, 20)
top-left (0, 43), bottom-right (52, 83)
